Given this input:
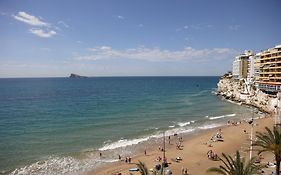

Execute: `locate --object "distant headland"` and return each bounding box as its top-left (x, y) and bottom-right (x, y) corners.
top-left (69, 73), bottom-right (88, 78)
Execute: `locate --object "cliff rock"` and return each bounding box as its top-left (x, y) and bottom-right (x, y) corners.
top-left (217, 77), bottom-right (277, 113)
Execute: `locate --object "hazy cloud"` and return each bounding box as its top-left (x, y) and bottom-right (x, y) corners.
top-left (117, 15), bottom-right (124, 20)
top-left (14, 11), bottom-right (49, 26)
top-left (58, 21), bottom-right (69, 28)
top-left (76, 46), bottom-right (238, 62)
top-left (229, 25), bottom-right (240, 31)
top-left (177, 24), bottom-right (213, 32)
top-left (29, 28), bottom-right (56, 38)
top-left (1, 11), bottom-right (7, 16)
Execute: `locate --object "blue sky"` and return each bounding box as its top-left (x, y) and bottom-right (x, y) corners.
top-left (0, 0), bottom-right (280, 77)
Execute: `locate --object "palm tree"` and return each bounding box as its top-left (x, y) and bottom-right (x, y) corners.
top-left (136, 161), bottom-right (149, 175)
top-left (253, 126), bottom-right (281, 175)
top-left (136, 161), bottom-right (164, 175)
top-left (207, 151), bottom-right (260, 175)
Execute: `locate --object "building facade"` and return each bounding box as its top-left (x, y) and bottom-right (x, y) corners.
top-left (232, 50), bottom-right (253, 80)
top-left (232, 56), bottom-right (240, 79)
top-left (258, 44), bottom-right (281, 93)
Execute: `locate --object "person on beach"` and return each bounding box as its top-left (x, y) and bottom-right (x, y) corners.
top-left (128, 157), bottom-right (131, 163)
top-left (144, 149), bottom-right (147, 156)
top-left (179, 136), bottom-right (183, 142)
top-left (118, 154), bottom-right (121, 160)
top-left (176, 142), bottom-right (179, 149)
top-left (184, 168), bottom-right (188, 175)
top-left (157, 156), bottom-right (162, 162)
top-left (99, 152), bottom-right (102, 158)
top-left (207, 150), bottom-right (218, 160)
top-left (168, 136), bottom-right (171, 144)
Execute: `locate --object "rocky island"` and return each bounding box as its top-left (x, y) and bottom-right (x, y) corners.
top-left (69, 73), bottom-right (88, 78)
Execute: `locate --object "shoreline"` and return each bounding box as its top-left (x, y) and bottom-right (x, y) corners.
top-left (5, 106), bottom-right (258, 175)
top-left (6, 94), bottom-right (267, 175)
top-left (87, 113), bottom-right (274, 175)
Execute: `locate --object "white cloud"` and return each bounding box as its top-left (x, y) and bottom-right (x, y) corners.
top-left (229, 25), bottom-right (240, 31)
top-left (29, 28), bottom-right (56, 38)
top-left (117, 15), bottom-right (124, 20)
top-left (14, 11), bottom-right (49, 26)
top-left (12, 11), bottom-right (60, 38)
top-left (177, 24), bottom-right (213, 32)
top-left (58, 21), bottom-right (69, 28)
top-left (76, 46), bottom-right (238, 62)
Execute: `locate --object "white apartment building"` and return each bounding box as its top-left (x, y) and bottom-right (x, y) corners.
top-left (254, 52), bottom-right (261, 82)
top-left (247, 55), bottom-right (255, 83)
top-left (232, 56), bottom-right (240, 79)
top-left (232, 50), bottom-right (253, 80)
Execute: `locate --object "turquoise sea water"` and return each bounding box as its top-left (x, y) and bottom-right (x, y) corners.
top-left (0, 77), bottom-right (257, 174)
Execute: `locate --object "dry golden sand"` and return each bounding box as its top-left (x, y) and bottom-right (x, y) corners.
top-left (87, 115), bottom-right (275, 175)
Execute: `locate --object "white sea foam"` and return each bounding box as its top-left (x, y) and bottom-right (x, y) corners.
top-left (165, 128), bottom-right (195, 136)
top-left (9, 156), bottom-right (93, 175)
top-left (98, 137), bottom-right (150, 151)
top-left (211, 90), bottom-right (217, 94)
top-left (99, 123), bottom-right (197, 151)
top-left (9, 155), bottom-right (120, 175)
top-left (209, 113), bottom-right (236, 120)
top-left (97, 158), bottom-right (119, 163)
top-left (178, 128), bottom-right (195, 134)
top-left (198, 123), bottom-right (223, 130)
top-left (226, 113), bottom-right (236, 117)
top-left (209, 115), bottom-right (225, 120)
top-left (226, 99), bottom-right (242, 105)
top-left (178, 120), bottom-right (195, 127)
top-left (169, 125), bottom-right (175, 128)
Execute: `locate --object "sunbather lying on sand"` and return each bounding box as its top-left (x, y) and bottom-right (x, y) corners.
top-left (207, 150), bottom-right (219, 160)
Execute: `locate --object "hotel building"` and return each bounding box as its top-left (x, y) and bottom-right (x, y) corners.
top-left (247, 55), bottom-right (255, 83)
top-left (232, 50), bottom-right (253, 80)
top-left (258, 44), bottom-right (281, 93)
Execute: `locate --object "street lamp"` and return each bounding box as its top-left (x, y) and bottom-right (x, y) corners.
top-left (274, 92), bottom-right (281, 134)
top-left (163, 131), bottom-right (168, 168)
top-left (163, 131), bottom-right (165, 160)
top-left (249, 106), bottom-right (254, 160)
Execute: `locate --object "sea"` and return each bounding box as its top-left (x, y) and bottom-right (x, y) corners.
top-left (0, 76), bottom-right (261, 175)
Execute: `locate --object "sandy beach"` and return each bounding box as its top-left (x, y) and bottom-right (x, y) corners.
top-left (88, 114), bottom-right (275, 175)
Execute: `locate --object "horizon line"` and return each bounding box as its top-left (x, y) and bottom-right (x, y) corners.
top-left (0, 75), bottom-right (222, 79)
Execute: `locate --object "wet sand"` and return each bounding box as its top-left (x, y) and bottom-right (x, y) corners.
top-left (87, 115), bottom-right (274, 175)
